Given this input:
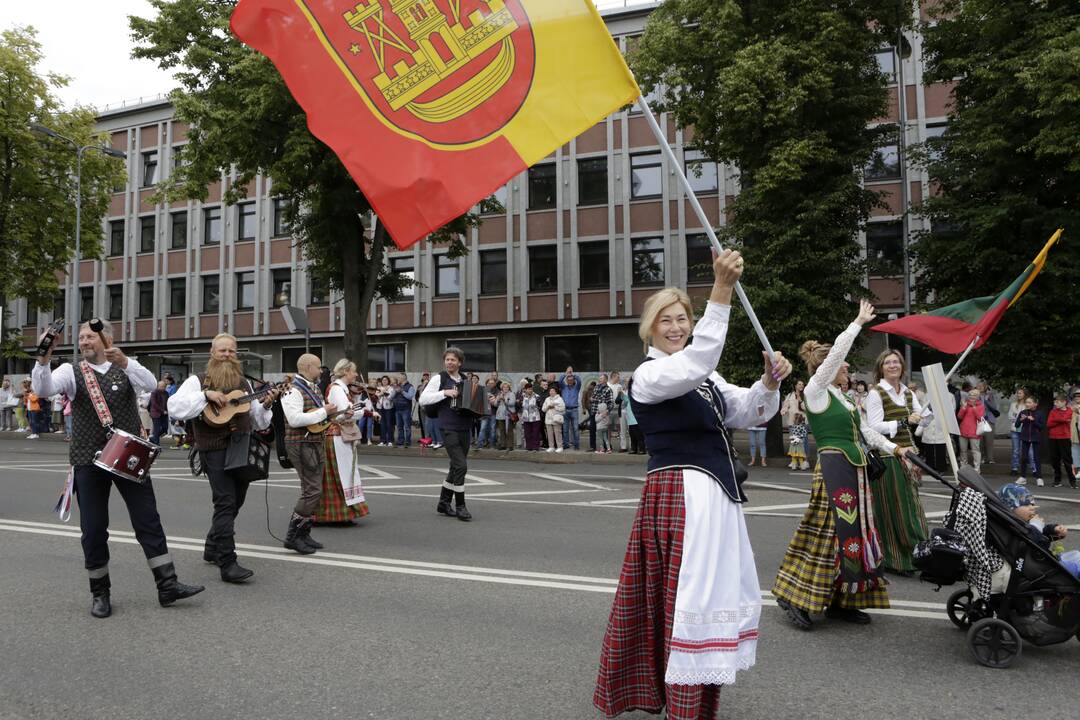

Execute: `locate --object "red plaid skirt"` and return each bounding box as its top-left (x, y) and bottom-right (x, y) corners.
top-left (314, 436), bottom-right (369, 524)
top-left (594, 469), bottom-right (722, 719)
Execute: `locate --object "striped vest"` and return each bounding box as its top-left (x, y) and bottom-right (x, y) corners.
top-left (284, 376), bottom-right (325, 444)
top-left (875, 384), bottom-right (914, 448)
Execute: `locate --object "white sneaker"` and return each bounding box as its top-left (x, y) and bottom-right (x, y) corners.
top-left (1036, 478), bottom-right (1045, 487)
top-left (431, 443), bottom-right (442, 449)
top-left (1016, 477), bottom-right (1027, 486)
top-left (546, 447), bottom-right (554, 453)
top-left (27, 434), bottom-right (38, 440)
top-left (555, 447), bottom-right (563, 453)
top-left (799, 461), bottom-right (810, 470)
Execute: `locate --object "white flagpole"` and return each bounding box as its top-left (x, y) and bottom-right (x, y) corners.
top-left (944, 334), bottom-right (979, 382)
top-left (636, 96), bottom-right (777, 361)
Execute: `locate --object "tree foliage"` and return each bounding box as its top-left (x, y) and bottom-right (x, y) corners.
top-left (0, 26), bottom-right (122, 344)
top-left (631, 0), bottom-right (909, 384)
top-left (130, 0), bottom-right (480, 372)
top-left (914, 0), bottom-right (1080, 397)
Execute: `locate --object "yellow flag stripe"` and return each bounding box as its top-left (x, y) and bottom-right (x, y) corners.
top-left (1009, 228), bottom-right (1063, 307)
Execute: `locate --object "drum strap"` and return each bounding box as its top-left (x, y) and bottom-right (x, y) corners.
top-left (78, 361), bottom-right (114, 430)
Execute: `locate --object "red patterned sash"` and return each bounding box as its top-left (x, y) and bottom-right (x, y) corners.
top-left (78, 361), bottom-right (114, 429)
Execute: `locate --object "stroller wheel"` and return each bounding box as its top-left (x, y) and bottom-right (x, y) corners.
top-left (967, 618), bottom-right (1022, 669)
top-left (946, 589), bottom-right (976, 629)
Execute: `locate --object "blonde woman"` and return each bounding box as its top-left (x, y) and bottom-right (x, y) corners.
top-left (314, 359), bottom-right (369, 525)
top-left (595, 251), bottom-right (792, 720)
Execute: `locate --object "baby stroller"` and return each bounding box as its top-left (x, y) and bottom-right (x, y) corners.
top-left (909, 455), bottom-right (1080, 668)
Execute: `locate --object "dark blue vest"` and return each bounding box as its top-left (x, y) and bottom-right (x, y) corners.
top-left (630, 369), bottom-right (746, 503)
top-left (435, 372), bottom-right (473, 433)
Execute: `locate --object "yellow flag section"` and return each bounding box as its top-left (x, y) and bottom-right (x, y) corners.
top-left (502, 0), bottom-right (641, 165)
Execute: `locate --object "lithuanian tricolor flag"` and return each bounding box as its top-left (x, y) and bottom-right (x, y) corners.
top-left (231, 0), bottom-right (641, 249)
top-left (871, 229), bottom-right (1064, 353)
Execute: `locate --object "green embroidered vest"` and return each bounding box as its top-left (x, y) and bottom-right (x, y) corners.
top-left (805, 390), bottom-right (866, 467)
top-left (875, 385), bottom-right (914, 448)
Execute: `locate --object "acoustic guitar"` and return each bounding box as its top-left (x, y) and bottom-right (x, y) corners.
top-left (201, 377), bottom-right (292, 427)
top-left (306, 401), bottom-right (365, 435)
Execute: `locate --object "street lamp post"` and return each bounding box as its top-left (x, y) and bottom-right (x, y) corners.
top-left (29, 123), bottom-right (127, 359)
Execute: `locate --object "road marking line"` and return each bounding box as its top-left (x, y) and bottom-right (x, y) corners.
top-left (356, 464), bottom-right (401, 480)
top-left (744, 481), bottom-right (811, 495)
top-left (467, 489), bottom-right (597, 498)
top-left (530, 472), bottom-right (609, 490)
top-left (588, 498), bottom-right (642, 506)
top-left (464, 473), bottom-right (504, 486)
top-left (743, 502), bottom-right (809, 512)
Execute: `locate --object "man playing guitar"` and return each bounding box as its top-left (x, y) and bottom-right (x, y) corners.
top-left (168, 333), bottom-right (280, 583)
top-left (32, 320), bottom-right (204, 618)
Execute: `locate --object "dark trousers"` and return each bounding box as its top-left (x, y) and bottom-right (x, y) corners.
top-left (150, 415), bottom-right (169, 445)
top-left (587, 414), bottom-right (597, 451)
top-left (395, 408), bottom-right (412, 446)
top-left (380, 409), bottom-right (395, 443)
top-left (73, 465), bottom-right (169, 572)
top-left (1020, 440), bottom-right (1041, 477)
top-left (442, 429), bottom-right (470, 497)
top-left (1049, 439), bottom-right (1076, 485)
top-left (201, 449), bottom-right (251, 564)
top-left (523, 420), bottom-right (542, 450)
top-left (629, 424), bottom-right (645, 454)
top-left (923, 442), bottom-right (948, 473)
top-left (287, 441), bottom-right (325, 516)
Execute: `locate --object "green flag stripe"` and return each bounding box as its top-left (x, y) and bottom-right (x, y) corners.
top-left (925, 261), bottom-right (1036, 324)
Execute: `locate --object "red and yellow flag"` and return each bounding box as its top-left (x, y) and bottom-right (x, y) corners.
top-left (231, 0), bottom-right (640, 248)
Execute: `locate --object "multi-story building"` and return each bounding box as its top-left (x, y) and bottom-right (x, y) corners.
top-left (12, 1), bottom-right (952, 379)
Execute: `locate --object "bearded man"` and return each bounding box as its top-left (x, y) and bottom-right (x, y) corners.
top-left (169, 333), bottom-right (278, 582)
top-left (33, 320), bottom-right (204, 618)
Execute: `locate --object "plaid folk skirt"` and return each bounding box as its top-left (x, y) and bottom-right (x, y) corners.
top-left (595, 468), bottom-right (758, 720)
top-left (871, 455), bottom-right (928, 572)
top-left (314, 436), bottom-right (369, 524)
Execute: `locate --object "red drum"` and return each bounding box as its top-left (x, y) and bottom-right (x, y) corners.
top-left (93, 428), bottom-right (161, 484)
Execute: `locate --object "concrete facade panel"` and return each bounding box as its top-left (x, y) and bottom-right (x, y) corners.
top-left (478, 215), bottom-right (507, 243)
top-left (139, 190), bottom-right (155, 213)
top-left (110, 195), bottom-right (125, 216)
top-left (201, 246), bottom-right (220, 272)
top-left (869, 277), bottom-right (904, 308)
top-left (388, 303), bottom-right (413, 328)
top-left (136, 254), bottom-right (155, 277)
top-left (924, 81), bottom-right (955, 118)
top-left (267, 313), bottom-right (287, 335)
top-left (270, 240), bottom-right (291, 264)
top-left (526, 211), bottom-right (557, 240)
top-left (477, 297), bottom-right (505, 324)
top-left (78, 262), bottom-right (94, 284)
top-left (869, 183), bottom-right (903, 216)
top-left (199, 314), bottom-right (220, 336)
top-left (309, 308), bottom-right (331, 333)
top-left (105, 258), bottom-right (124, 281)
top-left (232, 312), bottom-right (254, 337)
top-left (235, 242), bottom-right (256, 267)
top-left (682, 200), bottom-right (720, 228)
top-left (629, 202), bottom-right (663, 232)
top-left (578, 207), bottom-right (607, 236)
top-left (166, 318), bottom-right (185, 338)
top-left (167, 250), bottom-right (186, 270)
top-left (578, 291), bottom-right (609, 319)
top-left (577, 122), bottom-right (607, 154)
top-left (139, 125), bottom-right (157, 147)
top-left (135, 319), bottom-right (153, 341)
top-left (433, 300), bottom-right (457, 326)
top-left (529, 294), bottom-right (558, 321)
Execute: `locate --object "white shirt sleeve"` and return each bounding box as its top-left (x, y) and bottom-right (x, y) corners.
top-left (419, 374), bottom-right (446, 406)
top-left (803, 323), bottom-right (861, 414)
top-left (327, 384), bottom-right (350, 412)
top-left (248, 394), bottom-right (273, 432)
top-left (713, 374), bottom-right (781, 429)
top-left (32, 362), bottom-right (75, 400)
top-left (632, 302), bottom-right (732, 405)
top-left (864, 386), bottom-right (897, 437)
top-left (124, 357), bottom-right (158, 394)
top-left (281, 387), bottom-right (327, 428)
top-left (859, 415), bottom-right (898, 455)
top-left (167, 375), bottom-right (207, 421)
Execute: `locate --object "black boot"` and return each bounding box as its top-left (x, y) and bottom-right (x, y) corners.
top-left (455, 502), bottom-right (472, 522)
top-left (298, 518), bottom-right (324, 550)
top-left (436, 487), bottom-right (457, 517)
top-left (203, 542), bottom-right (219, 564)
top-left (825, 605), bottom-right (872, 625)
top-left (776, 597), bottom-right (813, 630)
top-left (219, 560), bottom-right (254, 584)
top-left (89, 575), bottom-right (111, 619)
top-left (152, 562), bottom-right (205, 607)
top-left (283, 513), bottom-right (315, 555)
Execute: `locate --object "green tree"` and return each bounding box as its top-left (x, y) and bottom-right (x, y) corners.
top-left (914, 0), bottom-right (1080, 397)
top-left (631, 0), bottom-right (909, 385)
top-left (130, 0), bottom-right (481, 373)
top-left (0, 26), bottom-right (122, 361)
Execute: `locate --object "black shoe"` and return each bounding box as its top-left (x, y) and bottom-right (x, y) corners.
top-left (1053, 482), bottom-right (1063, 488)
top-left (283, 514), bottom-right (316, 555)
top-left (89, 575), bottom-right (111, 619)
top-left (455, 503), bottom-right (472, 521)
top-left (826, 606), bottom-right (872, 625)
top-left (203, 545), bottom-right (219, 564)
top-left (436, 500), bottom-right (457, 517)
top-left (219, 561), bottom-right (254, 583)
top-left (152, 563), bottom-right (205, 607)
top-left (299, 520), bottom-right (324, 550)
top-left (776, 598), bottom-right (812, 630)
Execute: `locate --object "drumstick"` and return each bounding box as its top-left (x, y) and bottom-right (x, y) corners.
top-left (88, 318), bottom-right (112, 349)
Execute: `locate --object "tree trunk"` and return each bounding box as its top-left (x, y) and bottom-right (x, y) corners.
top-left (342, 219), bottom-right (386, 378)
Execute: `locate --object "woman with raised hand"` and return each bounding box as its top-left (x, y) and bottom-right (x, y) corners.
top-left (773, 300), bottom-right (917, 631)
top-left (595, 250), bottom-right (792, 720)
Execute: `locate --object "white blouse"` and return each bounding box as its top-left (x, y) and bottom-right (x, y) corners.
top-left (865, 378), bottom-right (925, 438)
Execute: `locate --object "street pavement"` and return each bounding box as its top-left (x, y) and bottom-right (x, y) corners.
top-left (0, 433), bottom-right (1076, 719)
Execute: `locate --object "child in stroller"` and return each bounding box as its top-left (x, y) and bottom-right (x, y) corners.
top-left (997, 483), bottom-right (1070, 554)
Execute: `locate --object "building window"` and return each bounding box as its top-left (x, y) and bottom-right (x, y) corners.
top-left (53, 291), bottom-right (65, 320)
top-left (238, 201), bottom-right (257, 241)
top-left (203, 206), bottom-right (222, 245)
top-left (482, 185), bottom-right (508, 215)
top-left (528, 163), bottom-right (556, 210)
top-left (865, 139), bottom-right (900, 181)
top-left (109, 220), bottom-right (125, 256)
top-left (272, 268), bottom-right (292, 308)
top-left (544, 335), bottom-right (600, 373)
top-left (684, 150), bottom-right (719, 194)
top-left (137, 281), bottom-right (154, 318)
top-left (309, 277), bottom-right (329, 306)
top-left (390, 256), bottom-right (415, 299)
top-left (25, 304), bottom-right (37, 327)
top-left (685, 233), bottom-right (713, 284)
top-left (924, 123), bottom-right (947, 164)
top-left (79, 287), bottom-right (94, 322)
top-left (874, 49), bottom-right (896, 83)
top-left (866, 222), bottom-right (904, 276)
top-left (368, 343), bottom-right (406, 373)
top-left (169, 278), bottom-right (186, 316)
top-left (272, 198), bottom-right (291, 237)
top-left (632, 237), bottom-right (665, 286)
top-left (108, 285), bottom-right (123, 321)
top-left (171, 145), bottom-right (185, 171)
top-left (434, 254), bottom-right (459, 297)
top-left (578, 157), bottom-right (608, 206)
top-left (141, 150), bottom-right (158, 187)
top-left (479, 249), bottom-right (507, 295)
top-left (235, 271), bottom-right (255, 310)
top-left (139, 216), bottom-right (156, 253)
top-left (447, 339), bottom-right (496, 373)
top-left (528, 245), bottom-right (557, 292)
top-left (202, 275), bottom-right (220, 313)
top-left (630, 152), bottom-right (663, 199)
top-left (578, 240), bottom-right (609, 289)
top-left (170, 211), bottom-right (187, 250)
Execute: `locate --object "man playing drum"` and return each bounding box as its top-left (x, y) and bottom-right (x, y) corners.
top-left (32, 321), bottom-right (204, 618)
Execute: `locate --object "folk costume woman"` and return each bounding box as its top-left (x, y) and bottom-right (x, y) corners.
top-left (772, 301), bottom-right (916, 630)
top-left (782, 380), bottom-right (810, 470)
top-left (864, 349), bottom-right (929, 575)
top-left (595, 251), bottom-right (791, 720)
top-left (314, 360), bottom-right (369, 524)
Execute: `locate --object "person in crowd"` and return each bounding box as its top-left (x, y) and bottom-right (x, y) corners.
top-left (595, 250), bottom-right (790, 720)
top-left (542, 386), bottom-right (565, 453)
top-left (168, 333), bottom-right (278, 582)
top-left (853, 380), bottom-right (870, 422)
top-left (148, 380), bottom-right (170, 445)
top-left (357, 384), bottom-right (379, 445)
top-left (1015, 394), bottom-right (1045, 486)
top-left (0, 378), bottom-right (15, 431)
top-left (164, 373), bottom-right (177, 396)
top-left (1046, 393), bottom-right (1076, 489)
top-left (916, 390), bottom-right (955, 473)
top-left (956, 388), bottom-right (986, 472)
top-left (417, 371), bottom-right (432, 442)
top-left (1071, 391), bottom-right (1080, 482)
top-left (782, 380), bottom-right (809, 470)
top-left (774, 300), bottom-right (909, 631)
top-left (747, 420), bottom-right (768, 467)
top-left (864, 349), bottom-right (929, 576)
top-left (393, 373), bottom-right (416, 448)
top-left (24, 380), bottom-right (41, 439)
top-left (495, 381), bottom-right (517, 451)
top-left (559, 368), bottom-right (582, 450)
top-left (419, 347), bottom-right (475, 521)
top-left (315, 360), bottom-right (370, 523)
top-left (977, 380), bottom-right (999, 464)
top-left (280, 353), bottom-right (337, 554)
top-left (480, 377), bottom-right (501, 449)
top-left (15, 379), bottom-right (30, 431)
top-left (998, 483), bottom-right (1069, 550)
top-left (592, 373), bottom-right (614, 451)
top-left (376, 375), bottom-right (395, 446)
top-left (34, 320), bottom-right (203, 617)
top-left (317, 365), bottom-right (332, 397)
top-left (581, 380), bottom-right (597, 452)
top-left (1008, 388), bottom-right (1031, 475)
top-left (61, 392), bottom-right (73, 441)
top-left (52, 393), bottom-right (64, 432)
top-left (595, 399), bottom-right (612, 453)
top-left (610, 371), bottom-right (627, 451)
top-left (623, 378), bottom-right (645, 455)
top-left (520, 382), bottom-right (542, 451)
